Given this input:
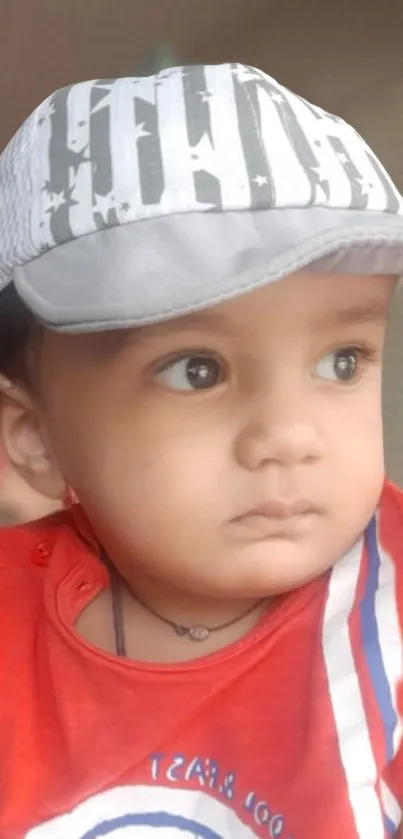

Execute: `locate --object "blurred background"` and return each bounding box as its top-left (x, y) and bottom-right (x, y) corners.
top-left (1, 0), bottom-right (403, 521)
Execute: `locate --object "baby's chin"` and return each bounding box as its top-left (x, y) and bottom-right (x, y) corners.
top-left (221, 496), bottom-right (382, 597)
top-left (183, 538), bottom-right (346, 601)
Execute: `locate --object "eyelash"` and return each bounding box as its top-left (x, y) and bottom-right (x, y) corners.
top-left (330, 344), bottom-right (377, 365)
top-left (154, 343), bottom-right (378, 364)
top-left (155, 348), bottom-right (223, 374)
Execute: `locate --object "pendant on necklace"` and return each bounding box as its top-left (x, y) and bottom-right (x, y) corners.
top-left (174, 624), bottom-right (210, 642)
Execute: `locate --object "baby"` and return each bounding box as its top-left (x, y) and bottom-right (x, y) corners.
top-left (0, 63), bottom-right (403, 839)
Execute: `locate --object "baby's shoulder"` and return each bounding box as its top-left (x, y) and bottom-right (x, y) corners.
top-left (377, 480), bottom-right (403, 623)
top-left (0, 508), bottom-right (71, 572)
top-left (0, 510), bottom-right (80, 615)
top-left (378, 480), bottom-right (403, 547)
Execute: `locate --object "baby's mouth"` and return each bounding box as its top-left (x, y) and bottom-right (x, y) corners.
top-left (231, 499), bottom-right (319, 538)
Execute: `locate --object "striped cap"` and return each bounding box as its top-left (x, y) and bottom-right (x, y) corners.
top-left (1, 62), bottom-right (403, 331)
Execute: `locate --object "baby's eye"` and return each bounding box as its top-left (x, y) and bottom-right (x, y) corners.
top-left (315, 347), bottom-right (360, 382)
top-left (156, 354), bottom-right (223, 391)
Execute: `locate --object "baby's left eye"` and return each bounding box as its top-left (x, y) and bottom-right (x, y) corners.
top-left (156, 354), bottom-right (223, 391)
top-left (315, 348), bottom-right (360, 382)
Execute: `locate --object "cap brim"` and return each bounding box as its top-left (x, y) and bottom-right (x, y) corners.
top-left (13, 207), bottom-right (403, 332)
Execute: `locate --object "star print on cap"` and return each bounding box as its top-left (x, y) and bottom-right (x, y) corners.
top-left (0, 62), bottom-right (402, 331)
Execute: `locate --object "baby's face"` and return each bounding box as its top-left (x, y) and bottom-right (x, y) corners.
top-left (36, 272), bottom-right (394, 597)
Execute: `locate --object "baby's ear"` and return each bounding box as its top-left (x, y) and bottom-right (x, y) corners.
top-left (0, 376), bottom-right (65, 501)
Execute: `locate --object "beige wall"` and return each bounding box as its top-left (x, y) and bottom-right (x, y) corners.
top-left (2, 0), bottom-right (403, 481)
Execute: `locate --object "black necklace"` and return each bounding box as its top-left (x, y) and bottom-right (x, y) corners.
top-left (130, 589), bottom-right (265, 643)
top-left (102, 550), bottom-right (265, 657)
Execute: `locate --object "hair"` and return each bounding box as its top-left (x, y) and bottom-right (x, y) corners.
top-left (0, 284), bottom-right (37, 385)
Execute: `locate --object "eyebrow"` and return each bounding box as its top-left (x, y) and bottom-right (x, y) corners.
top-left (124, 309), bottom-right (234, 345)
top-left (314, 297), bottom-right (391, 329)
top-left (93, 294), bottom-right (391, 362)
top-left (91, 309), bottom-right (233, 361)
top-left (140, 297), bottom-right (390, 337)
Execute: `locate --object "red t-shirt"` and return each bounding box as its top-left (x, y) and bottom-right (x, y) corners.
top-left (1, 481), bottom-right (403, 838)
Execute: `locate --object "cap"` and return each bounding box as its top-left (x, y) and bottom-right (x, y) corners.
top-left (1, 62), bottom-right (403, 332)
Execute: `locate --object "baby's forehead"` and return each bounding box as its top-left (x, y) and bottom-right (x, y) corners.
top-left (96, 272), bottom-right (394, 349)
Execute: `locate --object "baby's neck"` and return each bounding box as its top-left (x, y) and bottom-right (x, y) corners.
top-left (75, 573), bottom-right (271, 664)
top-left (122, 582), bottom-right (270, 662)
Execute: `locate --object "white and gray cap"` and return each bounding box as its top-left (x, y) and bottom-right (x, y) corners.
top-left (1, 62), bottom-right (403, 332)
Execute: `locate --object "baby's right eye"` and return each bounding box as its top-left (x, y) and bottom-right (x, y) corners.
top-left (156, 354), bottom-right (223, 391)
